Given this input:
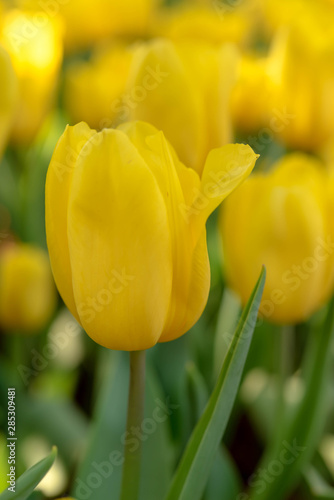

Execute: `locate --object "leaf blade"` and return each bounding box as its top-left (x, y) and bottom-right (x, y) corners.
top-left (0, 447), bottom-right (57, 500)
top-left (164, 267), bottom-right (266, 500)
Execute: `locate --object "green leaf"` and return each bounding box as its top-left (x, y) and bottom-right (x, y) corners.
top-left (249, 298), bottom-right (334, 500)
top-left (164, 266), bottom-right (266, 500)
top-left (205, 447), bottom-right (242, 500)
top-left (186, 362), bottom-right (242, 500)
top-left (303, 466), bottom-right (334, 499)
top-left (72, 349), bottom-right (174, 500)
top-left (139, 366), bottom-right (175, 500)
top-left (213, 288), bottom-right (241, 381)
top-left (0, 447), bottom-right (56, 500)
top-left (71, 350), bottom-right (128, 500)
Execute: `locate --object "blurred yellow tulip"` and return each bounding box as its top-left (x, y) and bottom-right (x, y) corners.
top-left (0, 243), bottom-right (57, 332)
top-left (220, 154), bottom-right (334, 324)
top-left (19, 0), bottom-right (158, 51)
top-left (231, 54), bottom-right (276, 134)
top-left (64, 45), bottom-right (134, 130)
top-left (128, 38), bottom-right (238, 175)
top-left (268, 9), bottom-right (334, 151)
top-left (64, 0), bottom-right (158, 51)
top-left (0, 44), bottom-right (18, 157)
top-left (152, 5), bottom-right (250, 47)
top-left (45, 121), bottom-right (258, 351)
top-left (1, 9), bottom-right (63, 145)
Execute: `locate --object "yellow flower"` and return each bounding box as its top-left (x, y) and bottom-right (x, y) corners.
top-left (220, 154), bottom-right (334, 324)
top-left (18, 0), bottom-right (158, 52)
top-left (62, 0), bottom-right (158, 52)
top-left (0, 243), bottom-right (57, 332)
top-left (1, 10), bottom-right (63, 145)
top-left (127, 39), bottom-right (238, 175)
top-left (45, 121), bottom-right (257, 351)
top-left (268, 7), bottom-right (334, 151)
top-left (231, 54), bottom-right (276, 134)
top-left (0, 44), bottom-right (18, 157)
top-left (152, 5), bottom-right (250, 47)
top-left (64, 45), bottom-right (134, 130)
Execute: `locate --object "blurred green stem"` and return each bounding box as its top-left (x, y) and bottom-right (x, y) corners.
top-left (120, 350), bottom-right (146, 500)
top-left (275, 326), bottom-right (293, 438)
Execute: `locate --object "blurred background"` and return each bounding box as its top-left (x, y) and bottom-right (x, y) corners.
top-left (0, 0), bottom-right (334, 499)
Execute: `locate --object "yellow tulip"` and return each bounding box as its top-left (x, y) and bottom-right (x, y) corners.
top-left (1, 9), bottom-right (63, 145)
top-left (45, 121), bottom-right (258, 351)
top-left (127, 38), bottom-right (238, 175)
top-left (64, 45), bottom-right (134, 130)
top-left (62, 0), bottom-right (158, 52)
top-left (152, 5), bottom-right (250, 47)
top-left (0, 44), bottom-right (18, 157)
top-left (220, 154), bottom-right (334, 324)
top-left (268, 7), bottom-right (334, 151)
top-left (231, 54), bottom-right (276, 134)
top-left (260, 0), bottom-right (334, 36)
top-left (0, 243), bottom-right (57, 332)
top-left (18, 0), bottom-right (158, 52)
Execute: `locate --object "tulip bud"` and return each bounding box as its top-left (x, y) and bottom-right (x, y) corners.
top-left (152, 5), bottom-right (250, 47)
top-left (45, 121), bottom-right (258, 350)
top-left (64, 45), bottom-right (133, 130)
top-left (231, 54), bottom-right (276, 134)
top-left (1, 9), bottom-right (63, 145)
top-left (0, 243), bottom-right (57, 332)
top-left (268, 9), bottom-right (334, 152)
top-left (127, 38), bottom-right (238, 175)
top-left (18, 0), bottom-right (158, 52)
top-left (220, 154), bottom-right (334, 324)
top-left (0, 45), bottom-right (18, 157)
top-left (61, 0), bottom-right (158, 52)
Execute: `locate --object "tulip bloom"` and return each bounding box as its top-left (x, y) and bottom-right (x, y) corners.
top-left (1, 10), bottom-right (63, 145)
top-left (127, 39), bottom-right (238, 175)
top-left (152, 5), bottom-right (250, 47)
top-left (268, 10), bottom-right (334, 152)
top-left (49, 0), bottom-right (156, 52)
top-left (64, 45), bottom-right (133, 130)
top-left (0, 244), bottom-right (57, 331)
top-left (0, 44), bottom-right (18, 157)
top-left (231, 54), bottom-right (276, 134)
top-left (220, 154), bottom-right (334, 324)
top-left (45, 121), bottom-right (257, 351)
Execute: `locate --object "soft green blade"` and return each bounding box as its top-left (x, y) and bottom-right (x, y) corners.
top-left (0, 447), bottom-right (57, 500)
top-left (164, 267), bottom-right (266, 500)
top-left (71, 349), bottom-right (174, 500)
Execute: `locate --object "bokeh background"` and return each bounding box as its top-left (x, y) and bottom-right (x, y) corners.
top-left (0, 0), bottom-right (334, 499)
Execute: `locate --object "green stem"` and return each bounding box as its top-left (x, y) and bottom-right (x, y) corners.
top-left (120, 350), bottom-right (146, 500)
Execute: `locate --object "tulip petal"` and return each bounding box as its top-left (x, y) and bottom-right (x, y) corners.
top-left (127, 39), bottom-right (206, 172)
top-left (190, 144), bottom-right (259, 243)
top-left (45, 122), bottom-right (96, 321)
top-left (159, 228), bottom-right (210, 342)
top-left (119, 121), bottom-right (201, 210)
top-left (67, 128), bottom-right (173, 351)
top-left (142, 130), bottom-right (201, 338)
top-left (120, 121), bottom-right (206, 341)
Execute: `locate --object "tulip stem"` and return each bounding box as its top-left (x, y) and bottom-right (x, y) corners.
top-left (120, 350), bottom-right (146, 500)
